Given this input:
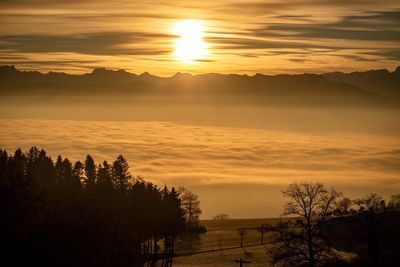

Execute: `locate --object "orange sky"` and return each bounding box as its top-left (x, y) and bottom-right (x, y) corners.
top-left (1, 0), bottom-right (399, 75)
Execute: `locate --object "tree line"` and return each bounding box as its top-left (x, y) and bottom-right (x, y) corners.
top-left (210, 183), bottom-right (399, 267)
top-left (2, 146), bottom-right (398, 267)
top-left (0, 147), bottom-right (202, 266)
top-left (267, 182), bottom-right (400, 267)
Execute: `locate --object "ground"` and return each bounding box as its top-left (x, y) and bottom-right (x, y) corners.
top-left (173, 219), bottom-right (279, 266)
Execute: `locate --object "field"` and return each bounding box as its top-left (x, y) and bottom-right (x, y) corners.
top-left (173, 246), bottom-right (271, 267)
top-left (173, 219), bottom-right (281, 266)
top-left (171, 212), bottom-right (400, 267)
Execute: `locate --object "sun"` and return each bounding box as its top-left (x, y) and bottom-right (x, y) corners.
top-left (172, 20), bottom-right (209, 63)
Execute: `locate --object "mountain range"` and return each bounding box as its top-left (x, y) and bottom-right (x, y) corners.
top-left (1, 65), bottom-right (399, 106)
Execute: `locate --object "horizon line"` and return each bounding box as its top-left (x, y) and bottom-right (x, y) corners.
top-left (2, 64), bottom-right (399, 79)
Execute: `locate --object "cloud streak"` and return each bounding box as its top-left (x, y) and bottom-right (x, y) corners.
top-left (0, 32), bottom-right (173, 55)
top-left (255, 11), bottom-right (400, 41)
top-left (0, 1), bottom-right (399, 74)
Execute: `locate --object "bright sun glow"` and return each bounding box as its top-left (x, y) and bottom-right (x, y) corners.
top-left (172, 20), bottom-right (209, 63)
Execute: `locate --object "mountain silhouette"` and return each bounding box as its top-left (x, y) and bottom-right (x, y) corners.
top-left (0, 65), bottom-right (398, 106)
top-left (323, 68), bottom-right (400, 100)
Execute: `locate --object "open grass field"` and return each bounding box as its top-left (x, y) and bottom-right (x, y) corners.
top-left (172, 218), bottom-right (281, 266)
top-left (173, 245), bottom-right (272, 267)
top-left (171, 212), bottom-right (400, 267)
top-left (175, 219), bottom-right (280, 254)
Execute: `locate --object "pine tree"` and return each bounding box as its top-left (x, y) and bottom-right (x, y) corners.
top-left (97, 160), bottom-right (113, 189)
top-left (112, 155), bottom-right (132, 191)
top-left (85, 155), bottom-right (96, 187)
top-left (71, 160), bottom-right (84, 189)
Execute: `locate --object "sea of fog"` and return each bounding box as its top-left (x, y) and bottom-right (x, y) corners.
top-left (0, 101), bottom-right (399, 218)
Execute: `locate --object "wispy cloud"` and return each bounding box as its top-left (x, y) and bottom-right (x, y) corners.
top-left (0, 1), bottom-right (399, 74)
top-left (254, 11), bottom-right (400, 41)
top-left (0, 32), bottom-right (173, 55)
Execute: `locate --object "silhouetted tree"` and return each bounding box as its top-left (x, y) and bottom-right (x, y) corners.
top-left (71, 160), bottom-right (83, 189)
top-left (387, 194), bottom-right (400, 211)
top-left (113, 155), bottom-right (132, 191)
top-left (335, 197), bottom-right (352, 215)
top-left (161, 186), bottom-right (186, 257)
top-left (213, 213), bottom-right (230, 221)
top-left (97, 160), bottom-right (113, 190)
top-left (0, 147), bottom-right (189, 267)
top-left (269, 182), bottom-right (342, 267)
top-left (84, 155), bottom-right (96, 187)
top-left (9, 148), bottom-right (26, 177)
top-left (55, 155), bottom-right (64, 181)
top-left (178, 187), bottom-right (202, 230)
top-left (0, 149), bottom-right (8, 175)
top-left (26, 147), bottom-right (56, 189)
top-left (353, 193), bottom-right (384, 267)
top-left (62, 158), bottom-right (73, 180)
top-left (162, 186), bottom-right (186, 236)
top-left (73, 160), bottom-right (84, 179)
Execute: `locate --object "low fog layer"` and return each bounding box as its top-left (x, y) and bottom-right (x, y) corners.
top-left (1, 119), bottom-right (399, 218)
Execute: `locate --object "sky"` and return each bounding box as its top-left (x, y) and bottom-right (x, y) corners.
top-left (1, 0), bottom-right (400, 75)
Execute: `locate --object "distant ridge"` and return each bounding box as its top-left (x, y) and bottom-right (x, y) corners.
top-left (323, 68), bottom-right (400, 100)
top-left (1, 65), bottom-right (399, 80)
top-left (0, 65), bottom-right (399, 106)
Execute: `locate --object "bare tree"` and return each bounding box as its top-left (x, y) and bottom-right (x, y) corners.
top-left (213, 213), bottom-right (230, 221)
top-left (178, 187), bottom-right (202, 229)
top-left (269, 182), bottom-right (342, 267)
top-left (354, 193), bottom-right (384, 213)
top-left (335, 197), bottom-right (352, 215)
top-left (387, 194), bottom-right (400, 210)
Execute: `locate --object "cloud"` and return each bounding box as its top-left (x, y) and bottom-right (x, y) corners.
top-left (364, 49), bottom-right (400, 61)
top-left (228, 1), bottom-right (399, 14)
top-left (0, 32), bottom-right (173, 56)
top-left (0, 118), bottom-right (399, 217)
top-left (0, 1), bottom-right (399, 75)
top-left (240, 10), bottom-right (400, 56)
top-left (207, 37), bottom-right (339, 50)
top-left (255, 11), bottom-right (400, 42)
